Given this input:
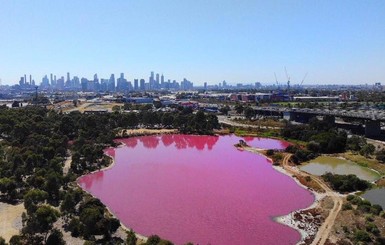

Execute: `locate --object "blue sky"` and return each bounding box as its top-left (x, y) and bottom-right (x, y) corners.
top-left (1, 0), bottom-right (385, 85)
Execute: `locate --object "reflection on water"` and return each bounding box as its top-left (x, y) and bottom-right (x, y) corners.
top-left (300, 156), bottom-right (380, 182)
top-left (80, 171), bottom-right (104, 190)
top-left (119, 134), bottom-right (220, 151)
top-left (241, 136), bottom-right (290, 149)
top-left (79, 135), bottom-right (312, 245)
top-left (362, 188), bottom-right (385, 209)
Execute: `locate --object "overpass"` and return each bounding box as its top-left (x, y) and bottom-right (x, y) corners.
top-left (254, 107), bottom-right (385, 137)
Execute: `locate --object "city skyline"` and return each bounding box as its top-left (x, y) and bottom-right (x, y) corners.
top-left (1, 1), bottom-right (385, 85)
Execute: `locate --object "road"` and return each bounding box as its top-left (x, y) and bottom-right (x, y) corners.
top-left (281, 154), bottom-right (343, 245)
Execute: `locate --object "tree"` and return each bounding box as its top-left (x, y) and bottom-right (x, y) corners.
top-left (359, 144), bottom-right (375, 157)
top-left (0, 177), bottom-right (17, 200)
top-left (244, 107), bottom-right (255, 120)
top-left (46, 228), bottom-right (66, 245)
top-left (126, 230), bottom-right (137, 245)
top-left (112, 105), bottom-right (121, 112)
top-left (234, 104), bottom-right (244, 114)
top-left (219, 105), bottom-right (230, 115)
top-left (9, 235), bottom-right (23, 245)
top-left (153, 100), bottom-right (162, 109)
top-left (146, 235), bottom-right (161, 245)
top-left (0, 237), bottom-right (6, 245)
top-left (161, 113), bottom-right (174, 128)
top-left (35, 205), bottom-right (60, 231)
top-left (44, 171), bottom-right (62, 202)
top-left (23, 189), bottom-right (48, 214)
top-left (25, 205), bottom-right (60, 242)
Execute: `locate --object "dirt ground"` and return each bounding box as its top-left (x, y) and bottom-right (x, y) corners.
top-left (0, 202), bottom-right (25, 242)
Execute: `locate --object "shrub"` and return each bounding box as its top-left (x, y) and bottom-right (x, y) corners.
top-left (346, 194), bottom-right (355, 202)
top-left (342, 203), bottom-right (353, 210)
top-left (370, 204), bottom-right (383, 215)
top-left (266, 149), bottom-right (275, 156)
top-left (354, 230), bottom-right (371, 242)
top-left (365, 222), bottom-right (380, 235)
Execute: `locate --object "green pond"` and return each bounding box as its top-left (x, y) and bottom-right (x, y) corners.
top-left (362, 188), bottom-right (385, 209)
top-left (300, 156), bottom-right (380, 182)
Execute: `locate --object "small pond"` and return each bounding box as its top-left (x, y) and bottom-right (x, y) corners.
top-left (362, 188), bottom-right (385, 209)
top-left (300, 156), bottom-right (380, 182)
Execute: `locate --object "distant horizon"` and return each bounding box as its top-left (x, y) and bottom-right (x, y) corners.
top-left (1, 70), bottom-right (382, 88)
top-left (1, 1), bottom-right (384, 86)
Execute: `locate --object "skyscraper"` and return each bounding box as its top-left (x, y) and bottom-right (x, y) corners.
top-left (67, 72), bottom-right (70, 83)
top-left (134, 79), bottom-right (139, 90)
top-left (156, 73), bottom-right (160, 88)
top-left (19, 76), bottom-right (25, 86)
top-left (150, 71), bottom-right (155, 89)
top-left (161, 74), bottom-right (164, 87)
top-left (140, 79), bottom-right (145, 90)
top-left (108, 74), bottom-right (115, 92)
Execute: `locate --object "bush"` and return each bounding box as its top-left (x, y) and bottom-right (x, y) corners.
top-left (322, 173), bottom-right (371, 193)
top-left (357, 203), bottom-right (372, 213)
top-left (366, 222), bottom-right (380, 235)
top-left (348, 195), bottom-right (363, 205)
top-left (266, 149), bottom-right (275, 156)
top-left (346, 195), bottom-right (355, 202)
top-left (354, 230), bottom-right (371, 242)
top-left (126, 230), bottom-right (137, 245)
top-left (342, 203), bottom-right (353, 210)
top-left (370, 204), bottom-right (383, 215)
top-left (342, 226), bottom-right (349, 234)
top-left (285, 145), bottom-right (300, 154)
top-left (46, 229), bottom-right (65, 245)
top-left (146, 235), bottom-right (161, 245)
top-left (307, 141), bottom-right (320, 153)
top-left (0, 237), bottom-right (5, 245)
top-left (365, 214), bottom-right (374, 222)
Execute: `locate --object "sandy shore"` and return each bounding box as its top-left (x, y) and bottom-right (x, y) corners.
top-left (273, 165), bottom-right (326, 242)
top-left (0, 202), bottom-right (25, 242)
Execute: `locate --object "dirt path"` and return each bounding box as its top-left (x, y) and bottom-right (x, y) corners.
top-left (63, 150), bottom-right (72, 175)
top-left (280, 154), bottom-right (343, 245)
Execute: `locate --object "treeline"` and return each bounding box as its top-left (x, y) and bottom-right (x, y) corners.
top-left (282, 117), bottom-right (378, 164)
top-left (0, 105), bottom-right (214, 244)
top-left (282, 117), bottom-right (347, 154)
top-left (322, 173), bottom-right (371, 193)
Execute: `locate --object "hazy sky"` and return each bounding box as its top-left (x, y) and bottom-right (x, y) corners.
top-left (1, 0), bottom-right (385, 85)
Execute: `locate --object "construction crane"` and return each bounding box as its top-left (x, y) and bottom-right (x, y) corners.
top-left (284, 67), bottom-right (290, 91)
top-left (300, 72), bottom-right (308, 86)
top-left (274, 72), bottom-right (279, 87)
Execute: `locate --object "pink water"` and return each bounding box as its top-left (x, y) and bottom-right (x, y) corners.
top-left (79, 135), bottom-right (314, 245)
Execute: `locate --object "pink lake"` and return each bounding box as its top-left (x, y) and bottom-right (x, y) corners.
top-left (78, 135), bottom-right (314, 245)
